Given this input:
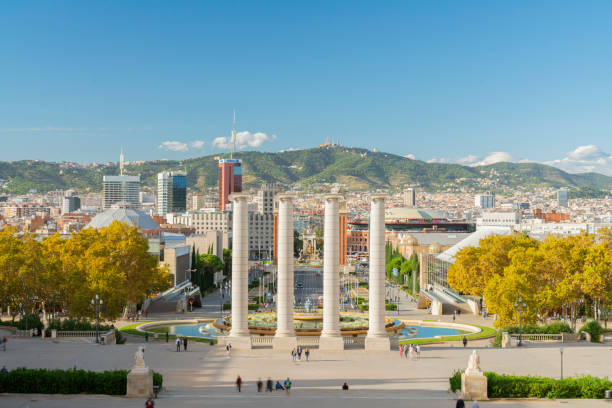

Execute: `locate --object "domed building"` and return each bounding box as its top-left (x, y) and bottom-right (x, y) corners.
top-left (86, 203), bottom-right (160, 238)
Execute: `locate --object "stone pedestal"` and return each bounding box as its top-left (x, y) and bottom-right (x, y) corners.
top-left (318, 336), bottom-right (344, 352)
top-left (272, 336), bottom-right (298, 351)
top-left (365, 335), bottom-right (390, 352)
top-left (461, 350), bottom-right (487, 400)
top-left (126, 368), bottom-right (153, 398)
top-left (461, 371), bottom-right (487, 401)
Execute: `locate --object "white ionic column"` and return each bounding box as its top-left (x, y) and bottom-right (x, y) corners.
top-left (319, 194), bottom-right (344, 351)
top-left (273, 194), bottom-right (297, 351)
top-left (365, 194), bottom-right (390, 351)
top-left (227, 193), bottom-right (252, 350)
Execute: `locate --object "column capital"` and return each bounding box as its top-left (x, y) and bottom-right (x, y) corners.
top-left (276, 193), bottom-right (295, 202)
top-left (370, 194), bottom-right (387, 203)
top-left (229, 193), bottom-right (250, 202)
top-left (324, 193), bottom-right (343, 202)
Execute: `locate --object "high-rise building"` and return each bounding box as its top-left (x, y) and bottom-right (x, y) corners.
top-left (404, 188), bottom-right (416, 207)
top-left (474, 192), bottom-right (495, 209)
top-left (192, 194), bottom-right (205, 211)
top-left (103, 175), bottom-right (140, 209)
top-left (157, 171), bottom-right (187, 216)
top-left (218, 159), bottom-right (242, 210)
top-left (62, 196), bottom-right (81, 214)
top-left (557, 188), bottom-right (569, 207)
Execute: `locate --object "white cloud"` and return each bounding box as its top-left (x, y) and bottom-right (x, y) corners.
top-left (158, 141), bottom-right (189, 152)
top-left (544, 145), bottom-right (612, 176)
top-left (472, 152), bottom-right (514, 166)
top-left (404, 154), bottom-right (416, 160)
top-left (456, 154), bottom-right (480, 165)
top-left (279, 147), bottom-right (297, 153)
top-left (212, 131), bottom-right (276, 150)
top-left (190, 140), bottom-right (205, 149)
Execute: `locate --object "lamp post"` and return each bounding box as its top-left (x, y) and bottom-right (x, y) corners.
top-left (514, 297), bottom-right (527, 346)
top-left (560, 347), bottom-right (564, 379)
top-left (91, 295), bottom-right (103, 343)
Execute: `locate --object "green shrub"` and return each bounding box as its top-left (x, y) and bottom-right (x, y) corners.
top-left (504, 322), bottom-right (572, 335)
top-left (579, 320), bottom-right (603, 343)
top-left (153, 372), bottom-right (163, 388)
top-left (248, 304), bottom-right (259, 310)
top-left (223, 303), bottom-right (231, 310)
top-left (385, 303), bottom-right (397, 311)
top-left (449, 370), bottom-right (612, 398)
top-left (449, 369), bottom-right (462, 392)
top-left (358, 304), bottom-right (368, 311)
top-left (115, 330), bottom-right (127, 344)
top-left (492, 330), bottom-right (503, 348)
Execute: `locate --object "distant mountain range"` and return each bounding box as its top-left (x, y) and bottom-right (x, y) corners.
top-left (1, 146), bottom-right (611, 195)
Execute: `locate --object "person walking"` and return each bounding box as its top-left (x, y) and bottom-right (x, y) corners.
top-left (183, 337), bottom-right (188, 351)
top-left (304, 348), bottom-right (310, 361)
top-left (236, 375), bottom-right (242, 392)
top-left (456, 398), bottom-right (465, 408)
top-left (297, 345), bottom-right (302, 360)
top-left (257, 378), bottom-right (263, 392)
top-left (165, 332), bottom-right (169, 343)
top-left (471, 401), bottom-right (480, 408)
top-left (145, 332), bottom-right (149, 342)
top-left (266, 378), bottom-right (273, 392)
top-left (226, 344), bottom-right (232, 358)
top-left (291, 348), bottom-right (296, 361)
top-left (175, 337), bottom-right (181, 352)
top-left (462, 336), bottom-right (468, 348)
top-left (399, 344), bottom-right (403, 358)
top-left (416, 344), bottom-right (421, 360)
top-left (342, 381), bottom-right (349, 391)
top-left (283, 377), bottom-right (292, 395)
top-left (145, 398), bottom-right (155, 407)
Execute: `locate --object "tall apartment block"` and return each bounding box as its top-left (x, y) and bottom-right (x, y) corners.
top-left (404, 188), bottom-right (416, 207)
top-left (557, 188), bottom-right (569, 207)
top-left (157, 171), bottom-right (187, 216)
top-left (474, 192), bottom-right (495, 209)
top-left (218, 158), bottom-right (242, 211)
top-left (103, 175), bottom-right (140, 209)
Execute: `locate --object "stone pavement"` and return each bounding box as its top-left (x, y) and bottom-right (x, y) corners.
top-left (1, 334), bottom-right (611, 407)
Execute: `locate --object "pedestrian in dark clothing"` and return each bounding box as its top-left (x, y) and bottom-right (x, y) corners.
top-left (305, 348), bottom-right (310, 361)
top-left (1, 366), bottom-right (8, 374)
top-left (183, 337), bottom-right (188, 351)
top-left (456, 398), bottom-right (465, 408)
top-left (175, 338), bottom-right (181, 352)
top-left (236, 375), bottom-right (242, 392)
top-left (275, 381), bottom-right (284, 391)
top-left (145, 332), bottom-right (149, 342)
top-left (145, 398), bottom-right (155, 407)
top-left (165, 332), bottom-right (169, 343)
top-left (266, 378), bottom-right (273, 392)
top-left (257, 378), bottom-right (263, 392)
top-left (462, 336), bottom-right (467, 348)
top-left (342, 381), bottom-right (349, 390)
top-left (297, 345), bottom-right (302, 360)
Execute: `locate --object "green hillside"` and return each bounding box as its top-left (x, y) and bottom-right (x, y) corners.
top-left (1, 147), bottom-right (611, 194)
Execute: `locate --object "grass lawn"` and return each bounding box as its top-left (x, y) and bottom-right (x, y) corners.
top-left (399, 324), bottom-right (496, 345)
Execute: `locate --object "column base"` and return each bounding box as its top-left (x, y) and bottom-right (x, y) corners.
top-left (272, 336), bottom-right (297, 352)
top-left (225, 335), bottom-right (252, 350)
top-left (126, 367), bottom-right (153, 398)
top-left (318, 335), bottom-right (344, 352)
top-left (365, 335), bottom-right (390, 352)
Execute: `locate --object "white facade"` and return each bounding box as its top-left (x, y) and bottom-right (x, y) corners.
top-left (404, 188), bottom-right (416, 207)
top-left (157, 172), bottom-right (171, 216)
top-left (477, 211), bottom-right (521, 228)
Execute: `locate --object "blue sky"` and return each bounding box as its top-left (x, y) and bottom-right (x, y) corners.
top-left (1, 1), bottom-right (612, 175)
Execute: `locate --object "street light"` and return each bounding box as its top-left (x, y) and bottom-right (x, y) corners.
top-left (514, 297), bottom-right (527, 347)
top-left (91, 295), bottom-right (103, 343)
top-left (560, 347), bottom-right (564, 379)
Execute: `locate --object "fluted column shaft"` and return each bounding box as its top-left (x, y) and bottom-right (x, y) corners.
top-left (368, 195), bottom-right (387, 337)
top-left (322, 194), bottom-right (341, 337)
top-left (275, 195), bottom-right (295, 336)
top-left (230, 194), bottom-right (249, 337)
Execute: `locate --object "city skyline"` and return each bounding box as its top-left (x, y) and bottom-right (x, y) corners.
top-left (2, 2), bottom-right (612, 175)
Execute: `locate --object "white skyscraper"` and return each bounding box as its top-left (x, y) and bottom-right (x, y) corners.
top-left (404, 188), bottom-right (416, 207)
top-left (474, 192), bottom-right (495, 209)
top-left (557, 188), bottom-right (569, 207)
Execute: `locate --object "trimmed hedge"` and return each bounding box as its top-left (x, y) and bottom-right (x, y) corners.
top-left (504, 322), bottom-right (573, 335)
top-left (579, 320), bottom-right (603, 343)
top-left (0, 368), bottom-right (163, 395)
top-left (449, 370), bottom-right (612, 398)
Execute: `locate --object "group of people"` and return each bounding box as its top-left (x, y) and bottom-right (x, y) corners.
top-left (290, 346), bottom-right (309, 361)
top-left (236, 376), bottom-right (293, 395)
top-left (399, 344), bottom-right (420, 360)
top-left (175, 337), bottom-right (188, 352)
